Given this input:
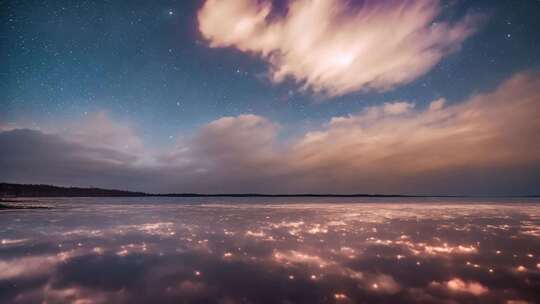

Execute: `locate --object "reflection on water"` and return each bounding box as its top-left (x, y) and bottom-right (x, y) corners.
top-left (1, 197), bottom-right (540, 304)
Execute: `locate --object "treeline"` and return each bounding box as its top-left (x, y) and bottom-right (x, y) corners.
top-left (0, 183), bottom-right (146, 197)
top-left (1, 182), bottom-right (464, 198)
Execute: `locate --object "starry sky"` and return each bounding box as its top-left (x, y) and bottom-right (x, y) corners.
top-left (1, 0), bottom-right (540, 195)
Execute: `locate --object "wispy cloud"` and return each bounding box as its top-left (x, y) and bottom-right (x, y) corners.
top-left (198, 0), bottom-right (479, 97)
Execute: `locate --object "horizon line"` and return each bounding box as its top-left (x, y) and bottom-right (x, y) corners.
top-left (1, 182), bottom-right (538, 198)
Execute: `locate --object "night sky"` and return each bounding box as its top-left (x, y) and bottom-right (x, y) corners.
top-left (1, 0), bottom-right (540, 194)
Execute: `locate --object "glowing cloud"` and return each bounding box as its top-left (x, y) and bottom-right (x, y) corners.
top-left (198, 0), bottom-right (479, 97)
top-left (1, 73), bottom-right (539, 194)
top-left (289, 73), bottom-right (540, 193)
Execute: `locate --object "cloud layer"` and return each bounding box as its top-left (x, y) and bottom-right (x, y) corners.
top-left (1, 73), bottom-right (539, 195)
top-left (287, 73), bottom-right (540, 193)
top-left (198, 0), bottom-right (478, 97)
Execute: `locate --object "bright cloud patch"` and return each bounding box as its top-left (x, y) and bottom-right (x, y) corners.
top-left (197, 0), bottom-right (479, 97)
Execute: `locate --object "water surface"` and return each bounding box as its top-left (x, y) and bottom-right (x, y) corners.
top-left (1, 197), bottom-right (539, 303)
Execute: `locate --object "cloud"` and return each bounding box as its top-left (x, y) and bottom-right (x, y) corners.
top-left (160, 73), bottom-right (540, 194)
top-left (197, 0), bottom-right (479, 97)
top-left (59, 111), bottom-right (145, 160)
top-left (287, 73), bottom-right (540, 194)
top-left (0, 129), bottom-right (157, 191)
top-left (181, 114), bottom-right (280, 168)
top-left (0, 73), bottom-right (539, 195)
top-left (157, 114), bottom-right (286, 193)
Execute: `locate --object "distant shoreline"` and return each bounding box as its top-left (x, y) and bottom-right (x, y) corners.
top-left (1, 183), bottom-right (538, 198)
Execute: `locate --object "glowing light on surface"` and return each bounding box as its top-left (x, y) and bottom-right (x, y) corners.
top-left (0, 238), bottom-right (28, 245)
top-left (2, 199), bottom-right (540, 303)
top-left (246, 230), bottom-right (265, 237)
top-left (272, 221), bottom-right (304, 228)
top-left (444, 278), bottom-right (488, 295)
top-left (307, 225), bottom-right (328, 234)
top-left (273, 250), bottom-right (331, 267)
top-left (506, 300), bottom-right (532, 304)
top-left (423, 244), bottom-right (477, 255)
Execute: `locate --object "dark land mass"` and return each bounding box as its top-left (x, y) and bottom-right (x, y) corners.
top-left (1, 182), bottom-right (424, 198)
top-left (1, 183), bottom-right (538, 198)
top-left (0, 183), bottom-right (146, 198)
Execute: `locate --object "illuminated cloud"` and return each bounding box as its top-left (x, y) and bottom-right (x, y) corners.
top-left (0, 73), bottom-right (539, 194)
top-left (198, 0), bottom-right (479, 97)
top-left (161, 72), bottom-right (539, 194)
top-left (288, 73), bottom-right (540, 193)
